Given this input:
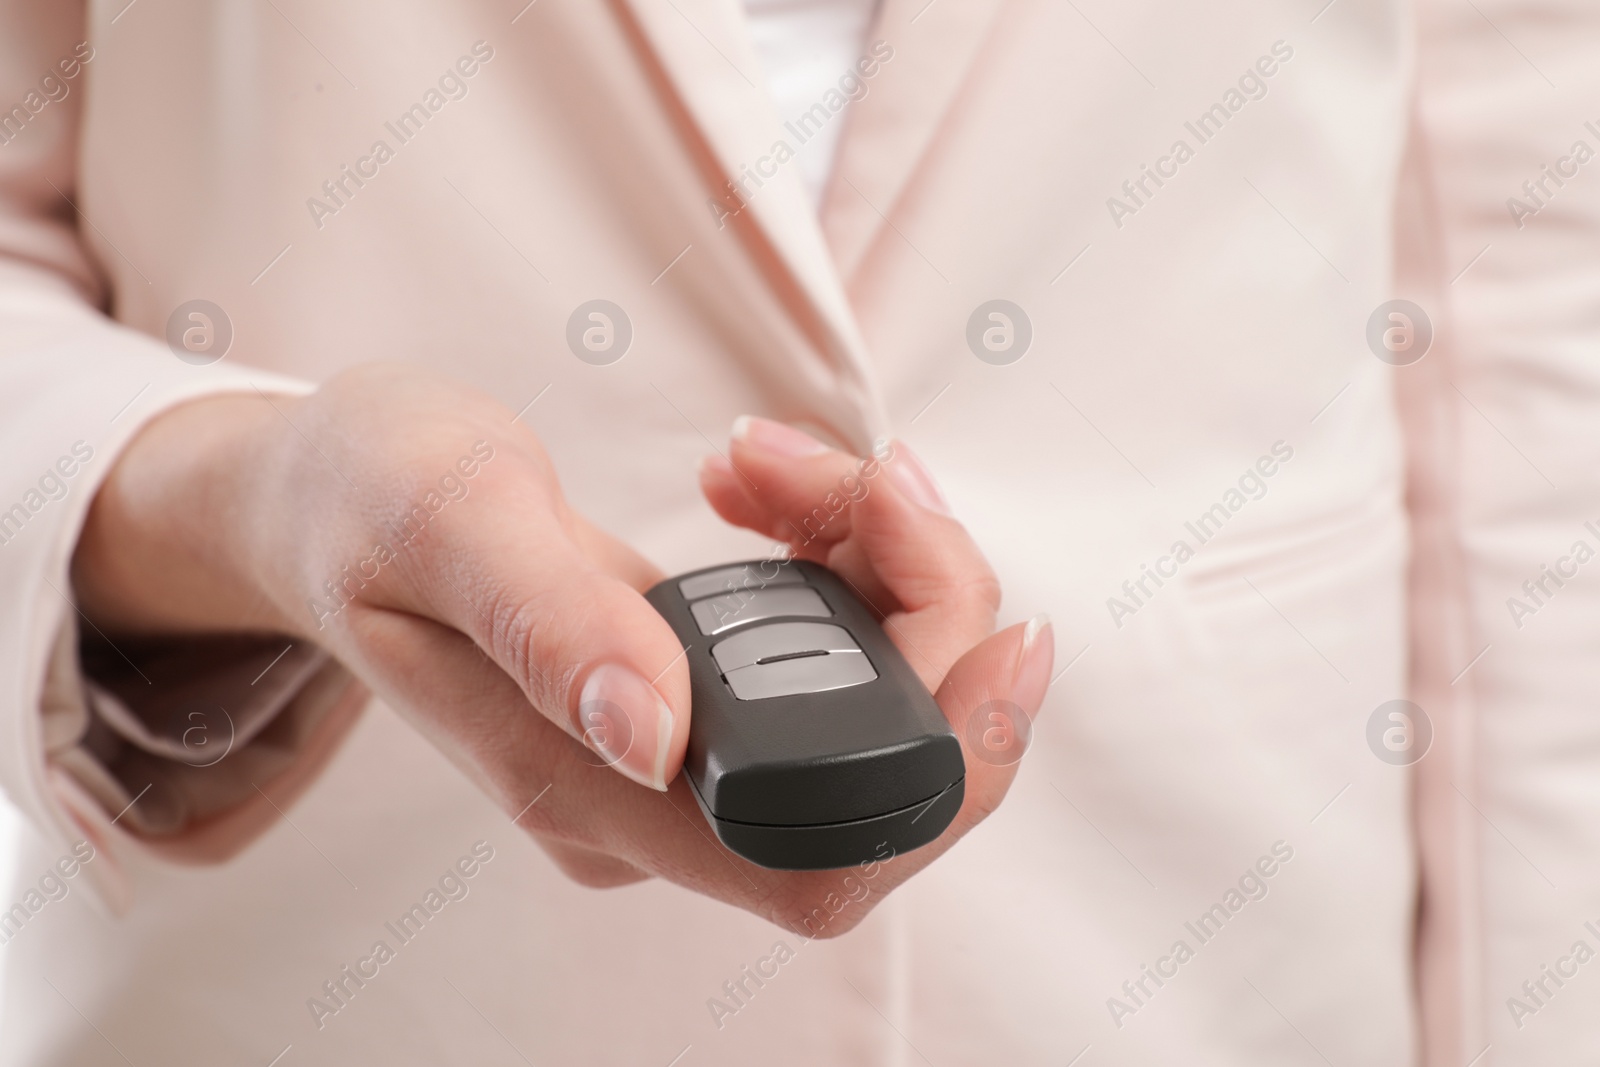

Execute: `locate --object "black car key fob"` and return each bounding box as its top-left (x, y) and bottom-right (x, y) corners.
top-left (645, 559), bottom-right (965, 870)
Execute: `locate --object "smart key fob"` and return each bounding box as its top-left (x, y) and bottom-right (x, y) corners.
top-left (645, 559), bottom-right (965, 870)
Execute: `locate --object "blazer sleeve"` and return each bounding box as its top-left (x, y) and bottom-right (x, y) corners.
top-left (0, 3), bottom-right (365, 910)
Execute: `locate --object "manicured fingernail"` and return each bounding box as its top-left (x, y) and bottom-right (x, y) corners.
top-left (1013, 614), bottom-right (1054, 716)
top-left (577, 663), bottom-right (675, 790)
top-left (732, 415), bottom-right (830, 458)
top-left (887, 442), bottom-right (954, 517)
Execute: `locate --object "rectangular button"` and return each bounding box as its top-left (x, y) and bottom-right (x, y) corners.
top-left (711, 622), bottom-right (861, 673)
top-left (690, 586), bottom-right (831, 635)
top-left (724, 650), bottom-right (877, 700)
top-left (677, 563), bottom-right (803, 602)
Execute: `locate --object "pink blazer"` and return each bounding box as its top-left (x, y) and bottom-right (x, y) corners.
top-left (0, 0), bottom-right (1592, 1063)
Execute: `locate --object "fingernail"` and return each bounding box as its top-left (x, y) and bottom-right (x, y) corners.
top-left (698, 452), bottom-right (735, 479)
top-left (1013, 614), bottom-right (1054, 716)
top-left (887, 442), bottom-right (954, 517)
top-left (732, 415), bottom-right (830, 458)
top-left (577, 663), bottom-right (675, 791)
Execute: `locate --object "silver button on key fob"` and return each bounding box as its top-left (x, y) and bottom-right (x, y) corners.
top-left (645, 559), bottom-right (965, 870)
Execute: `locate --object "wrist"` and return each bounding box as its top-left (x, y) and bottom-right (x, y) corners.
top-left (72, 392), bottom-right (296, 636)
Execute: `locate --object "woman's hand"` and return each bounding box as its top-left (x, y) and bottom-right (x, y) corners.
top-left (72, 363), bottom-right (1053, 933)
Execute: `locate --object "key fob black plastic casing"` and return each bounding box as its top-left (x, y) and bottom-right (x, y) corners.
top-left (645, 559), bottom-right (965, 870)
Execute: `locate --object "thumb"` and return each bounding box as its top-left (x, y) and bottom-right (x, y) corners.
top-left (408, 509), bottom-right (690, 792)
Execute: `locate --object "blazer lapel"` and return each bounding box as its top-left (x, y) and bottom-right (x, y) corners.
top-left (822, 0), bottom-right (1005, 281)
top-left (609, 0), bottom-right (886, 440)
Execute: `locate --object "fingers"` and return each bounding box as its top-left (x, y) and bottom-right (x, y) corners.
top-left (234, 369), bottom-right (1045, 918)
top-left (350, 540), bottom-right (1052, 928)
